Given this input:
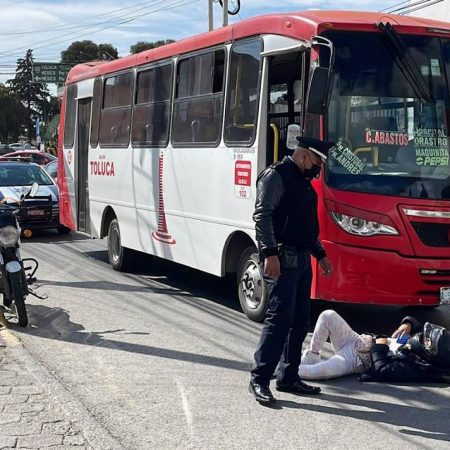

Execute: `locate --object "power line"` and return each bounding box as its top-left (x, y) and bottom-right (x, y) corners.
top-left (0, 0), bottom-right (197, 60)
top-left (380, 0), bottom-right (443, 14)
top-left (379, 0), bottom-right (412, 12)
top-left (0, 0), bottom-right (166, 36)
top-left (397, 0), bottom-right (444, 14)
top-left (0, 0), bottom-right (173, 55)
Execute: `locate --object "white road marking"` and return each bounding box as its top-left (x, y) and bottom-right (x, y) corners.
top-left (175, 378), bottom-right (194, 438)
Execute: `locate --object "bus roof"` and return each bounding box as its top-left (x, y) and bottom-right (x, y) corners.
top-left (66, 10), bottom-right (450, 84)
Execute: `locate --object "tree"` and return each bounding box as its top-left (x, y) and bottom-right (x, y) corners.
top-left (130, 39), bottom-right (175, 54)
top-left (98, 43), bottom-right (118, 61)
top-left (0, 84), bottom-right (26, 142)
top-left (61, 40), bottom-right (98, 63)
top-left (7, 49), bottom-right (50, 141)
top-left (40, 95), bottom-right (60, 145)
top-left (61, 40), bottom-right (118, 63)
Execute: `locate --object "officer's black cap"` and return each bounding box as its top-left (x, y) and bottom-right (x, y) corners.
top-left (296, 136), bottom-right (335, 162)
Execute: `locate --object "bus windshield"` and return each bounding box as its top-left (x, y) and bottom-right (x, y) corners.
top-left (324, 31), bottom-right (450, 200)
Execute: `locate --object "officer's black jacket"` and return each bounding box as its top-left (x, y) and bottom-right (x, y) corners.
top-left (253, 156), bottom-right (326, 260)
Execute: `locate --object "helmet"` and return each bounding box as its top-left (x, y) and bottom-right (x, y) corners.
top-left (409, 322), bottom-right (450, 368)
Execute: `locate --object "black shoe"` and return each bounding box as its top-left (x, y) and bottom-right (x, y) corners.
top-left (276, 380), bottom-right (321, 395)
top-left (249, 382), bottom-right (276, 404)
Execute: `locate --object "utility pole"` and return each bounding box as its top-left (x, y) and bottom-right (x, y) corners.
top-left (208, 0), bottom-right (214, 31)
top-left (208, 0), bottom-right (230, 31)
top-left (222, 0), bottom-right (228, 26)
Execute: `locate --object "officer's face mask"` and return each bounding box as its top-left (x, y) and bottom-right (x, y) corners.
top-left (303, 164), bottom-right (322, 179)
top-left (303, 151), bottom-right (323, 179)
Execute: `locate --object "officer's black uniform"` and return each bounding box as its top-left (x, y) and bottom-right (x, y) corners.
top-left (250, 138), bottom-right (333, 399)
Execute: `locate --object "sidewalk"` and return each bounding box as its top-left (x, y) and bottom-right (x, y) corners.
top-left (0, 326), bottom-right (89, 450)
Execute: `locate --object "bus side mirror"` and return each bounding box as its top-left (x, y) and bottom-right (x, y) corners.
top-left (306, 36), bottom-right (335, 115)
top-left (306, 66), bottom-right (332, 115)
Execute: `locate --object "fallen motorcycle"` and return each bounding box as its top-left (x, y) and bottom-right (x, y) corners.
top-left (0, 182), bottom-right (40, 326)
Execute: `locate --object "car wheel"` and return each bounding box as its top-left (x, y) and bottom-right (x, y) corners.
top-left (237, 246), bottom-right (268, 322)
top-left (107, 219), bottom-right (134, 271)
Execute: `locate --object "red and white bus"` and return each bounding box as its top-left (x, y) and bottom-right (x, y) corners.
top-left (59, 10), bottom-right (450, 321)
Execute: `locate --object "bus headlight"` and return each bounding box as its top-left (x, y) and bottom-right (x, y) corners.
top-left (0, 225), bottom-right (20, 246)
top-left (330, 212), bottom-right (398, 236)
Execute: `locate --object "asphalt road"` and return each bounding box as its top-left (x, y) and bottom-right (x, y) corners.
top-left (9, 231), bottom-right (450, 449)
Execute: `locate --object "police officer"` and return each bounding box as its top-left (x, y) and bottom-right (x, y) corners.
top-left (249, 137), bottom-right (334, 404)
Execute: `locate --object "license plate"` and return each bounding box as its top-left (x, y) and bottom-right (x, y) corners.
top-left (28, 209), bottom-right (45, 216)
top-left (440, 287), bottom-right (450, 305)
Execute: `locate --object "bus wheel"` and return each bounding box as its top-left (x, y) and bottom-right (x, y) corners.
top-left (237, 247), bottom-right (267, 322)
top-left (107, 219), bottom-right (134, 271)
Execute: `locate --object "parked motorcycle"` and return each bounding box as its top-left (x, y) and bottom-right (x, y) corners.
top-left (0, 182), bottom-right (40, 326)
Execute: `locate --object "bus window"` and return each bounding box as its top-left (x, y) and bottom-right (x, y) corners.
top-left (99, 72), bottom-right (133, 147)
top-left (224, 39), bottom-right (262, 145)
top-left (172, 49), bottom-right (225, 146)
top-left (90, 78), bottom-right (102, 148)
top-left (132, 63), bottom-right (172, 146)
top-left (63, 84), bottom-right (78, 148)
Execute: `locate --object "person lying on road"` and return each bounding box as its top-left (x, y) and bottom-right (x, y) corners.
top-left (300, 309), bottom-right (450, 384)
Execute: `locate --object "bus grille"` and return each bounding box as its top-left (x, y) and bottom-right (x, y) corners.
top-left (411, 222), bottom-right (450, 247)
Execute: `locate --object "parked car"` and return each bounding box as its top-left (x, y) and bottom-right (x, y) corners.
top-left (0, 144), bottom-right (12, 156)
top-left (0, 150), bottom-right (56, 166)
top-left (9, 143), bottom-right (24, 150)
top-left (8, 143), bottom-right (37, 150)
top-left (0, 160), bottom-right (69, 233)
top-left (44, 159), bottom-right (58, 181)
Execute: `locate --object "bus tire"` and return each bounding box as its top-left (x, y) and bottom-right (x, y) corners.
top-left (237, 246), bottom-right (268, 322)
top-left (107, 219), bottom-right (134, 272)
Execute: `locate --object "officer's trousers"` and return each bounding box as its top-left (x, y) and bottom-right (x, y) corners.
top-left (251, 249), bottom-right (312, 386)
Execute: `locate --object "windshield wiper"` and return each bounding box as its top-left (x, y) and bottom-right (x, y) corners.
top-left (377, 22), bottom-right (433, 103)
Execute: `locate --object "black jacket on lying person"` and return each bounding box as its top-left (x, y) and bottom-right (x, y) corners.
top-left (360, 316), bottom-right (450, 383)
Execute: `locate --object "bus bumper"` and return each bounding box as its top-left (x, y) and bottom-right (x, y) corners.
top-left (316, 242), bottom-right (450, 306)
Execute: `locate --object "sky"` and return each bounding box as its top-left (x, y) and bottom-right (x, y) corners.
top-left (0, 0), bottom-right (414, 85)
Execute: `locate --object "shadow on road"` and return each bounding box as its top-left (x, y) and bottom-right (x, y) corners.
top-left (272, 385), bottom-right (450, 442)
top-left (21, 229), bottom-right (90, 244)
top-left (9, 258), bottom-right (450, 445)
top-left (16, 306), bottom-right (450, 443)
top-left (13, 304), bottom-right (253, 373)
top-left (29, 240), bottom-right (450, 336)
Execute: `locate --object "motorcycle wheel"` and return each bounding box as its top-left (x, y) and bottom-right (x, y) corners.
top-left (10, 271), bottom-right (28, 327)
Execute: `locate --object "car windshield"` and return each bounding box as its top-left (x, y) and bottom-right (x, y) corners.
top-left (0, 164), bottom-right (53, 187)
top-left (324, 31), bottom-right (450, 200)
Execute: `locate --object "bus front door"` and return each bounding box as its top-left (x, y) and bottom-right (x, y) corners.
top-left (76, 98), bottom-right (91, 234)
top-left (267, 52), bottom-right (305, 165)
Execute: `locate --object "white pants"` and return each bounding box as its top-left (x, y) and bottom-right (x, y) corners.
top-left (299, 310), bottom-right (363, 380)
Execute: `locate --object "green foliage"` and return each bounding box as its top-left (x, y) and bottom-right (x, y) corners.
top-left (61, 40), bottom-right (98, 63)
top-left (0, 83), bottom-right (26, 142)
top-left (7, 49), bottom-right (50, 141)
top-left (61, 40), bottom-right (118, 63)
top-left (130, 39), bottom-right (175, 54)
top-left (98, 43), bottom-right (118, 61)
